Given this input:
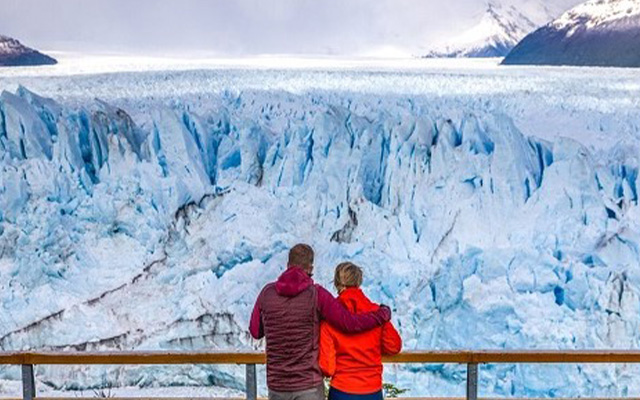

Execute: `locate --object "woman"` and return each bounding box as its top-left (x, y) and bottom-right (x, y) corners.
top-left (319, 262), bottom-right (402, 400)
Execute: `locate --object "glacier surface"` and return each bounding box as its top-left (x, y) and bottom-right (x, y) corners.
top-left (0, 63), bottom-right (640, 397)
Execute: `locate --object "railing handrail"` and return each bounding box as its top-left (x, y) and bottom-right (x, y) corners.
top-left (6, 350), bottom-right (640, 400)
top-left (2, 350), bottom-right (640, 365)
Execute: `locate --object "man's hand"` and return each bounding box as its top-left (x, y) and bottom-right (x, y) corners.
top-left (378, 304), bottom-right (392, 322)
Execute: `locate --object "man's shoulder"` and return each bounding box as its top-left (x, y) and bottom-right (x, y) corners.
top-left (313, 283), bottom-right (329, 295)
top-left (313, 284), bottom-right (335, 310)
top-left (259, 282), bottom-right (277, 295)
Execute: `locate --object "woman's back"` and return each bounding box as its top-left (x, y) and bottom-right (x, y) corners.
top-left (319, 287), bottom-right (402, 395)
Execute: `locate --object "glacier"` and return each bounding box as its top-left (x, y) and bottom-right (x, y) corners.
top-left (0, 63), bottom-right (640, 397)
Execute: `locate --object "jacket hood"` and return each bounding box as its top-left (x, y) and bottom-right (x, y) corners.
top-left (275, 266), bottom-right (313, 297)
top-left (338, 287), bottom-right (378, 313)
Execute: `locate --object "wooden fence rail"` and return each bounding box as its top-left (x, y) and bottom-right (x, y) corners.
top-left (2, 351), bottom-right (640, 400)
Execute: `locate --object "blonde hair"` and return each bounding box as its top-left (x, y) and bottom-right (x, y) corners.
top-left (334, 262), bottom-right (363, 292)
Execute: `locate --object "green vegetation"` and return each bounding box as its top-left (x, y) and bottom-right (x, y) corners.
top-left (383, 382), bottom-right (409, 398)
top-left (323, 379), bottom-right (408, 398)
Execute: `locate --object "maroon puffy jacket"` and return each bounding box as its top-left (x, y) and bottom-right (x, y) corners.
top-left (249, 266), bottom-right (391, 392)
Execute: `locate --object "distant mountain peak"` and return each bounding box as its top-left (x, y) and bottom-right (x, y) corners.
top-left (553, 0), bottom-right (640, 31)
top-left (0, 34), bottom-right (57, 67)
top-left (502, 0), bottom-right (640, 66)
top-left (422, 0), bottom-right (584, 58)
top-left (424, 1), bottom-right (538, 58)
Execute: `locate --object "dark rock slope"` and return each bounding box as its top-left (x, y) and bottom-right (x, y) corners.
top-left (503, 0), bottom-right (640, 67)
top-left (0, 35), bottom-right (57, 67)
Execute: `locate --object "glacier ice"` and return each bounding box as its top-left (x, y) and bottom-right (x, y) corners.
top-left (0, 76), bottom-right (639, 397)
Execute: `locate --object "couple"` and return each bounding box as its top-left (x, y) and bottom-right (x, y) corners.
top-left (249, 244), bottom-right (402, 400)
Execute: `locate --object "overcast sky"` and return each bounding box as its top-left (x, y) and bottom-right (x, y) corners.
top-left (0, 0), bottom-right (579, 56)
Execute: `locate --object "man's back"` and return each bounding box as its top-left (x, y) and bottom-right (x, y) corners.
top-left (257, 270), bottom-right (321, 391)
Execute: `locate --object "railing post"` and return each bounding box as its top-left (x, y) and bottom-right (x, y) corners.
top-left (466, 363), bottom-right (478, 400)
top-left (246, 363), bottom-right (257, 400)
top-left (21, 364), bottom-right (35, 400)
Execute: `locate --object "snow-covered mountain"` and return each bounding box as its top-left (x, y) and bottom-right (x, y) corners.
top-left (503, 0), bottom-right (640, 66)
top-left (425, 2), bottom-right (538, 58)
top-left (0, 35), bottom-right (56, 67)
top-left (1, 63), bottom-right (640, 397)
top-left (425, 0), bottom-right (581, 58)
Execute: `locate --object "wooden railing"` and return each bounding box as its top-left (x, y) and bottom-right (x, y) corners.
top-left (2, 350), bottom-right (640, 400)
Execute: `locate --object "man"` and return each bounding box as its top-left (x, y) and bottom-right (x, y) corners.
top-left (249, 244), bottom-right (392, 400)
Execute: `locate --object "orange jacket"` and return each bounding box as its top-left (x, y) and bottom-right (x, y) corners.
top-left (319, 287), bottom-right (402, 394)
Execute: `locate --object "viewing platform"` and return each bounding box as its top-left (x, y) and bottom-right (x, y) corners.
top-left (2, 350), bottom-right (640, 400)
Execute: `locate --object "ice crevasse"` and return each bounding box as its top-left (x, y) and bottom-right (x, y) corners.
top-left (0, 86), bottom-right (639, 396)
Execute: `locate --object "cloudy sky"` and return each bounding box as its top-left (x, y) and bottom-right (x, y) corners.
top-left (0, 0), bottom-right (578, 56)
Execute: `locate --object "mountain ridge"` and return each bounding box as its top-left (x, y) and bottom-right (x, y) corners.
top-left (502, 0), bottom-right (640, 66)
top-left (425, 2), bottom-right (537, 57)
top-left (0, 34), bottom-right (57, 67)
top-left (424, 0), bottom-right (581, 58)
